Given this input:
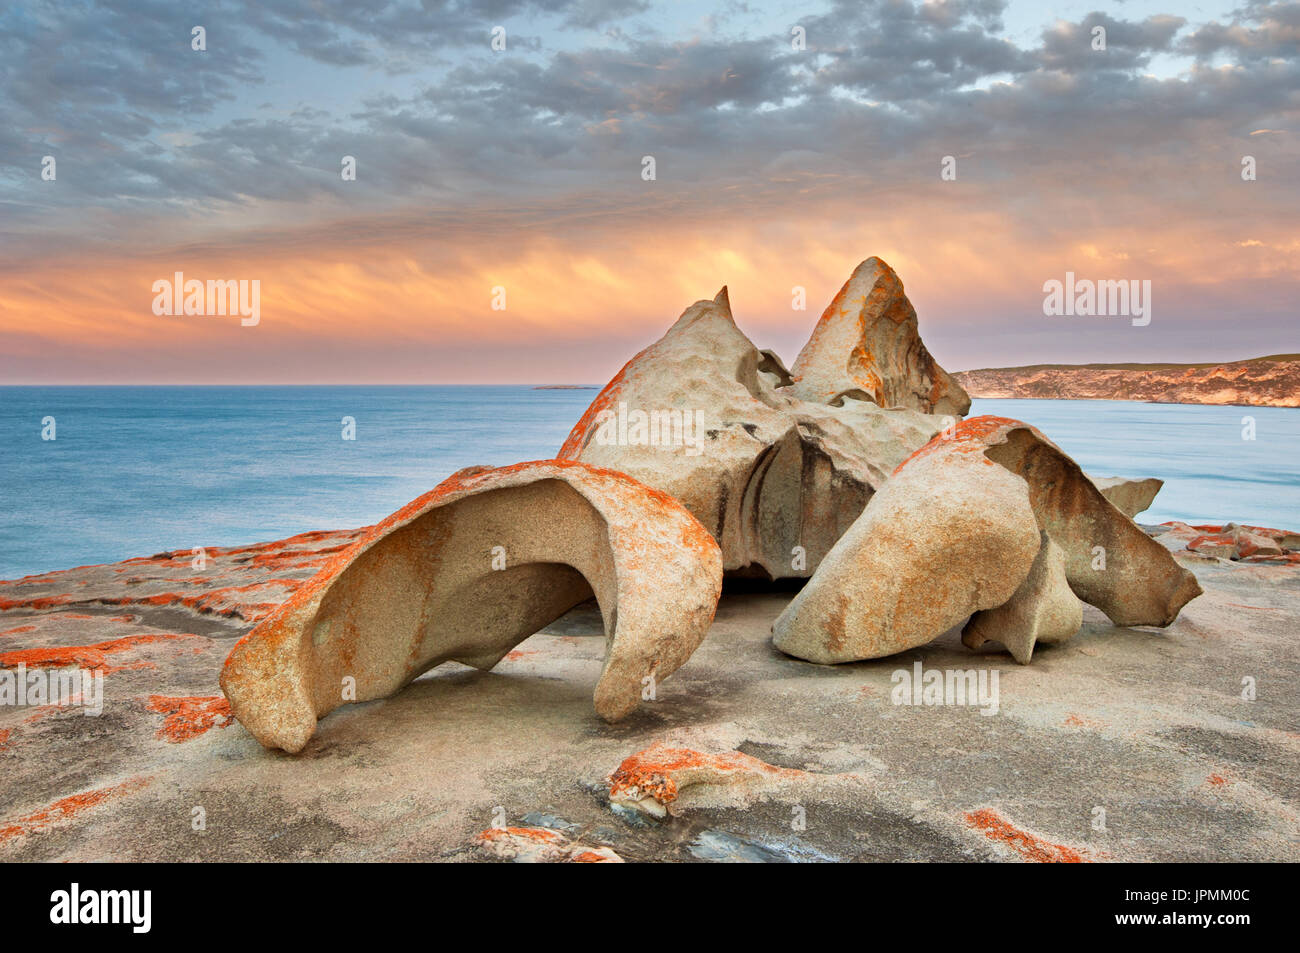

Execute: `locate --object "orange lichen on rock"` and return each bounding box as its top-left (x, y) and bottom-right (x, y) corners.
top-left (0, 634), bottom-right (206, 674)
top-left (0, 625), bottom-right (37, 636)
top-left (892, 415), bottom-right (1027, 475)
top-left (0, 582), bottom-right (299, 622)
top-left (607, 742), bottom-right (800, 816)
top-left (1063, 713), bottom-right (1106, 730)
top-left (569, 848), bottom-right (619, 863)
top-left (477, 826), bottom-right (564, 846)
top-left (0, 594), bottom-right (73, 611)
top-left (145, 695), bottom-right (235, 742)
top-left (0, 777), bottom-right (149, 843)
top-left (964, 808), bottom-right (1089, 863)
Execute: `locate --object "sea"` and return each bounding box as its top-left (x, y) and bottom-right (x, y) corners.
top-left (0, 386), bottom-right (1296, 581)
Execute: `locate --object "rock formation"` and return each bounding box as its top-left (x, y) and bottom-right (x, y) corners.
top-left (788, 257), bottom-right (970, 415)
top-left (773, 416), bottom-right (1202, 664)
top-left (220, 460), bottom-right (723, 753)
top-left (559, 263), bottom-right (957, 579)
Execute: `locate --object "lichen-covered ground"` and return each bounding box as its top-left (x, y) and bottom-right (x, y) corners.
top-left (1, 529), bottom-right (1297, 862)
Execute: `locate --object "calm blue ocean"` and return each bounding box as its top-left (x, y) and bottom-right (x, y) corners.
top-left (0, 387), bottom-right (1295, 580)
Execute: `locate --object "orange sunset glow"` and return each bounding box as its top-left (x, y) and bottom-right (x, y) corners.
top-left (2, 1), bottom-right (1295, 382)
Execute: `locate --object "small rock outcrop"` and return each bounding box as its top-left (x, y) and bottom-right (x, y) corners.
top-left (606, 740), bottom-right (866, 818)
top-left (220, 461), bottom-right (723, 753)
top-left (1090, 476), bottom-right (1163, 519)
top-left (774, 417), bottom-right (1202, 664)
top-left (1174, 522), bottom-right (1300, 561)
top-left (607, 742), bottom-right (803, 818)
top-left (788, 258), bottom-right (970, 416)
top-left (559, 262), bottom-right (956, 579)
top-left (475, 827), bottom-right (623, 863)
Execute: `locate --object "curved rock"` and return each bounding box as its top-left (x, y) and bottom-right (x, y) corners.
top-left (962, 532), bottom-right (1083, 664)
top-left (788, 258), bottom-right (970, 415)
top-left (772, 434), bottom-right (1043, 663)
top-left (559, 281), bottom-right (948, 579)
top-left (220, 460), bottom-right (723, 753)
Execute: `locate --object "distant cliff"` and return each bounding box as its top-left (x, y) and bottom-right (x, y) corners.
top-left (953, 355), bottom-right (1300, 408)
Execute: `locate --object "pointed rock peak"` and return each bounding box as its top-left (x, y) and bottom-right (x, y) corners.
top-left (789, 257), bottom-right (970, 416)
top-left (667, 285), bottom-right (736, 334)
top-left (849, 257), bottom-right (890, 281)
top-left (666, 288), bottom-right (739, 335)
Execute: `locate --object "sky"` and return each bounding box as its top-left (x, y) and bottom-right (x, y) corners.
top-left (0, 0), bottom-right (1296, 384)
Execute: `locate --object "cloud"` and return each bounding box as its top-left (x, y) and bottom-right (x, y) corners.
top-left (0, 0), bottom-right (1297, 381)
top-left (1179, 0), bottom-right (1300, 62)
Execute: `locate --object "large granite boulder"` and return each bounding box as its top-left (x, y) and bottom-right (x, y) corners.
top-left (559, 266), bottom-right (955, 579)
top-left (774, 416), bottom-right (1201, 663)
top-left (788, 258), bottom-right (970, 416)
top-left (770, 426), bottom-right (1042, 663)
top-left (220, 460), bottom-right (723, 753)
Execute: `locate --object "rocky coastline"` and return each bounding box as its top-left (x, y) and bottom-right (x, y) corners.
top-left (953, 355), bottom-right (1300, 407)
